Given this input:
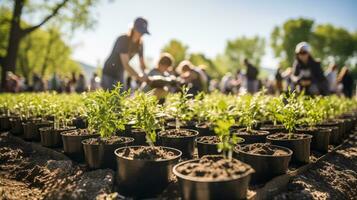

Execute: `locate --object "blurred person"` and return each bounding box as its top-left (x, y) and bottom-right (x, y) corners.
top-left (196, 65), bottom-right (209, 92)
top-left (4, 71), bottom-right (20, 93)
top-left (326, 63), bottom-right (338, 94)
top-left (176, 60), bottom-right (203, 95)
top-left (49, 72), bottom-right (60, 92)
top-left (220, 72), bottom-right (234, 94)
top-left (76, 73), bottom-right (88, 93)
top-left (291, 42), bottom-right (328, 95)
top-left (244, 58), bottom-right (259, 94)
top-left (102, 17), bottom-right (149, 91)
top-left (32, 73), bottom-right (45, 92)
top-left (142, 53), bottom-right (176, 99)
top-left (275, 67), bottom-right (284, 94)
top-left (65, 73), bottom-right (77, 93)
top-left (337, 66), bottom-right (354, 98)
top-left (209, 79), bottom-right (219, 92)
top-left (90, 73), bottom-right (101, 91)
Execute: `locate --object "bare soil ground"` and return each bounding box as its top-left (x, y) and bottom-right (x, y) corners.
top-left (0, 132), bottom-right (114, 200)
top-left (273, 132), bottom-right (357, 200)
top-left (1, 130), bottom-right (356, 200)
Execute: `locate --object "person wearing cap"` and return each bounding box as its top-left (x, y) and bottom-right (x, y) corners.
top-left (291, 42), bottom-right (328, 95)
top-left (102, 17), bottom-right (150, 91)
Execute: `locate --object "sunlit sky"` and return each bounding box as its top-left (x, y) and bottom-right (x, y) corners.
top-left (71, 0), bottom-right (357, 70)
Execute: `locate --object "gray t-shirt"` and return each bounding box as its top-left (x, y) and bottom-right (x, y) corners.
top-left (103, 35), bottom-right (143, 80)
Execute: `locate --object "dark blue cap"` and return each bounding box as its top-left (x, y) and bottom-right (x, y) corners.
top-left (134, 17), bottom-right (150, 35)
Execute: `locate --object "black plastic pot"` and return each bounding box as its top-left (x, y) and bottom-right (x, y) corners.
top-left (61, 132), bottom-right (99, 162)
top-left (233, 144), bottom-right (292, 183)
top-left (9, 117), bottom-right (24, 136)
top-left (0, 115), bottom-right (11, 131)
top-left (266, 133), bottom-right (312, 164)
top-left (115, 146), bottom-right (181, 198)
top-left (173, 155), bottom-right (254, 200)
top-left (195, 122), bottom-right (215, 136)
top-left (166, 121), bottom-right (197, 130)
top-left (296, 127), bottom-right (331, 152)
top-left (23, 121), bottom-right (35, 140)
top-left (72, 117), bottom-right (87, 129)
top-left (259, 124), bottom-right (286, 134)
top-left (82, 136), bottom-right (134, 170)
top-left (158, 129), bottom-right (199, 159)
top-left (39, 126), bottom-right (76, 147)
top-left (318, 120), bottom-right (344, 145)
top-left (232, 129), bottom-right (269, 144)
top-left (128, 129), bottom-right (147, 145)
top-left (196, 136), bottom-right (245, 157)
top-left (32, 121), bottom-right (54, 141)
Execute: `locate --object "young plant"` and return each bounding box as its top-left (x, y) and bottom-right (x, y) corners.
top-left (214, 118), bottom-right (240, 160)
top-left (85, 83), bottom-right (127, 138)
top-left (301, 97), bottom-right (324, 127)
top-left (238, 91), bottom-right (265, 132)
top-left (274, 91), bottom-right (304, 139)
top-left (165, 86), bottom-right (194, 130)
top-left (132, 91), bottom-right (161, 146)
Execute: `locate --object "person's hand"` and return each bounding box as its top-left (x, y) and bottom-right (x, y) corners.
top-left (300, 80), bottom-right (311, 87)
top-left (137, 74), bottom-right (149, 83)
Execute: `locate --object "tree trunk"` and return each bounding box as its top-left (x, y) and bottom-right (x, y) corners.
top-left (1, 0), bottom-right (25, 90)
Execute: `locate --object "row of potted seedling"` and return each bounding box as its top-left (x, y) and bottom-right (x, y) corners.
top-left (0, 86), bottom-right (356, 199)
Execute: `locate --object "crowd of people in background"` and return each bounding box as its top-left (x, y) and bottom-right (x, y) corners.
top-left (1, 17), bottom-right (355, 99)
top-left (3, 71), bottom-right (101, 93)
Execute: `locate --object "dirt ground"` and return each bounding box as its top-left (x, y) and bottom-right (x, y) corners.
top-left (1, 130), bottom-right (357, 200)
top-left (273, 133), bottom-right (357, 200)
top-left (0, 132), bottom-right (114, 200)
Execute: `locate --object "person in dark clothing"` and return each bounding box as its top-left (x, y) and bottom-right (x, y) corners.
top-left (244, 58), bottom-right (259, 93)
top-left (338, 66), bottom-right (354, 98)
top-left (177, 60), bottom-right (203, 96)
top-left (102, 17), bottom-right (149, 91)
top-left (291, 42), bottom-right (329, 95)
top-left (275, 67), bottom-right (283, 94)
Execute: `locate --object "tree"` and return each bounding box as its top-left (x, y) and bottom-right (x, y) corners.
top-left (161, 39), bottom-right (188, 66)
top-left (311, 24), bottom-right (356, 67)
top-left (0, 0), bottom-right (100, 89)
top-left (225, 36), bottom-right (265, 70)
top-left (1, 10), bottom-right (80, 81)
top-left (271, 18), bottom-right (314, 68)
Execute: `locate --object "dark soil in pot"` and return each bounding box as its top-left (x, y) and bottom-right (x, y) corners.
top-left (196, 136), bottom-right (245, 157)
top-left (115, 146), bottom-right (181, 198)
top-left (173, 155), bottom-right (254, 200)
top-left (296, 127), bottom-right (331, 152)
top-left (61, 129), bottom-right (99, 162)
top-left (260, 124), bottom-right (287, 134)
top-left (233, 143), bottom-right (292, 183)
top-left (0, 115), bottom-right (11, 131)
top-left (195, 122), bottom-right (215, 136)
top-left (82, 136), bottom-right (134, 169)
top-left (166, 121), bottom-right (197, 130)
top-left (266, 133), bottom-right (312, 164)
top-left (158, 129), bottom-right (199, 159)
top-left (39, 126), bottom-right (76, 147)
top-left (232, 128), bottom-right (269, 144)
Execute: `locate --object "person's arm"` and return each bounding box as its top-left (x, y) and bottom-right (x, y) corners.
top-left (290, 61), bottom-right (300, 83)
top-left (139, 56), bottom-right (146, 73)
top-left (120, 53), bottom-right (140, 80)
